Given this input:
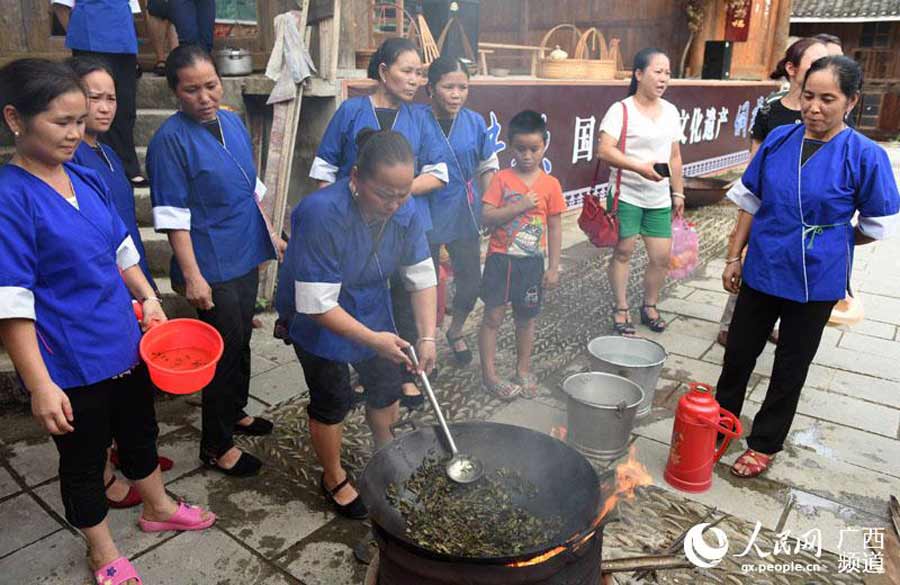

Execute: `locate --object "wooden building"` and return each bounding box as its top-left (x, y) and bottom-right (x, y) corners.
top-left (0, 0), bottom-right (304, 69)
top-left (790, 0), bottom-right (900, 136)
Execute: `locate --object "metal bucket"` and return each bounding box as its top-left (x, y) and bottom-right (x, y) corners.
top-left (562, 372), bottom-right (644, 465)
top-left (587, 336), bottom-right (667, 419)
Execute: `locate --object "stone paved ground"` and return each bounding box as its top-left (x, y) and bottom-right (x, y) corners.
top-left (0, 146), bottom-right (898, 584)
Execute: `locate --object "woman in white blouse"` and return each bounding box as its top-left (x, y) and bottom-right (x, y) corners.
top-left (597, 48), bottom-right (686, 335)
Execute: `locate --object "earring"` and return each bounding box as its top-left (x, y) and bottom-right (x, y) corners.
top-left (13, 130), bottom-right (19, 137)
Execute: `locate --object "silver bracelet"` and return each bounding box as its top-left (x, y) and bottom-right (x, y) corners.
top-left (725, 257), bottom-right (742, 264)
top-left (141, 296), bottom-right (162, 304)
top-left (418, 337), bottom-right (436, 343)
top-left (671, 192), bottom-right (685, 199)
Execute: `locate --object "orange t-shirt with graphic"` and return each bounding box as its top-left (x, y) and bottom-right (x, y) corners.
top-left (483, 169), bottom-right (567, 257)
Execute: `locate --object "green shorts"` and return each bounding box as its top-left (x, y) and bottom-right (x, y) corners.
top-left (608, 197), bottom-right (672, 239)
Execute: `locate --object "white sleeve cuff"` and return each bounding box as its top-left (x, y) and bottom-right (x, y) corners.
top-left (726, 179), bottom-right (761, 215)
top-left (399, 258), bottom-right (438, 292)
top-left (295, 281), bottom-right (341, 314)
top-left (0, 286), bottom-right (36, 320)
top-left (153, 206), bottom-right (192, 231)
top-left (477, 153), bottom-right (500, 175)
top-left (116, 236), bottom-right (142, 270)
top-left (309, 157), bottom-right (339, 183)
top-left (255, 178), bottom-right (267, 202)
top-left (858, 214), bottom-right (898, 240)
top-left (421, 162), bottom-right (449, 185)
top-left (129, 0), bottom-right (140, 13)
top-left (51, 0), bottom-right (74, 7)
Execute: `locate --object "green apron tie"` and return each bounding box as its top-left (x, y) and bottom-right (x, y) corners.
top-left (802, 222), bottom-right (846, 250)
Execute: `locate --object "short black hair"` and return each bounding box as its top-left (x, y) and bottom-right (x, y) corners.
top-left (804, 55), bottom-right (863, 99)
top-left (354, 128), bottom-right (414, 179)
top-left (165, 44), bottom-right (218, 91)
top-left (367, 37), bottom-right (419, 81)
top-left (814, 33), bottom-right (842, 47)
top-left (427, 55), bottom-right (469, 87)
top-left (0, 58), bottom-right (85, 130)
top-left (507, 110), bottom-right (547, 143)
top-left (65, 56), bottom-right (114, 81)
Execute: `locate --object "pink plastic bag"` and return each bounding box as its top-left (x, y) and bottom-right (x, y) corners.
top-left (669, 217), bottom-right (699, 279)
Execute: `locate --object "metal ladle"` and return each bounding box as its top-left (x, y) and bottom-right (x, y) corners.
top-left (406, 346), bottom-right (484, 484)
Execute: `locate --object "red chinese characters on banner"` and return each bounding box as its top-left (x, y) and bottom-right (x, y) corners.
top-left (725, 0), bottom-right (752, 42)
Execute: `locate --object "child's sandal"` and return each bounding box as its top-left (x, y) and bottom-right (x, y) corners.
top-left (513, 374), bottom-right (540, 398)
top-left (483, 380), bottom-right (521, 401)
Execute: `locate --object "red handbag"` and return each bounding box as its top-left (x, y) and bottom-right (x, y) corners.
top-left (578, 101), bottom-right (628, 248)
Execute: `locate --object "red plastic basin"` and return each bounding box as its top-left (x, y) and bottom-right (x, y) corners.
top-left (139, 319), bottom-right (224, 394)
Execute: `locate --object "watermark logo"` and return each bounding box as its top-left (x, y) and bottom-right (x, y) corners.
top-left (684, 523), bottom-right (730, 568)
top-left (682, 521), bottom-right (886, 576)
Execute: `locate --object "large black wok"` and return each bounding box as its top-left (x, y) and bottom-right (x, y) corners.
top-left (359, 421), bottom-right (604, 565)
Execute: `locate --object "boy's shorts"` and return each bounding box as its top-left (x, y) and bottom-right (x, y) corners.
top-left (481, 253), bottom-right (544, 319)
top-left (608, 196), bottom-right (672, 239)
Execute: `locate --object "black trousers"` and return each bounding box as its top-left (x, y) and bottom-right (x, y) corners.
top-left (430, 237), bottom-right (482, 317)
top-left (72, 50), bottom-right (141, 178)
top-left (715, 284), bottom-right (836, 455)
top-left (168, 0), bottom-right (216, 52)
top-left (294, 345), bottom-right (403, 425)
top-left (390, 273), bottom-right (419, 385)
top-left (196, 268), bottom-right (258, 459)
top-left (52, 365), bottom-right (159, 528)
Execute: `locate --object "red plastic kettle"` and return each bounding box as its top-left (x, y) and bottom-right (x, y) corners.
top-left (664, 383), bottom-right (742, 493)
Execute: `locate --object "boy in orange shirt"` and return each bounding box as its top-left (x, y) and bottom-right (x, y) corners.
top-left (479, 110), bottom-right (565, 400)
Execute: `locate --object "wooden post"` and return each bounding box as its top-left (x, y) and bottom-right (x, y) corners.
top-left (768, 0), bottom-right (792, 76)
top-left (259, 0), bottom-right (311, 303)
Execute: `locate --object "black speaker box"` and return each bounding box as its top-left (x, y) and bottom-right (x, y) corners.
top-left (421, 0), bottom-right (480, 62)
top-left (702, 40), bottom-right (733, 80)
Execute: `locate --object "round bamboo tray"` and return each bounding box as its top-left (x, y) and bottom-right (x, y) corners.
top-left (538, 24), bottom-right (585, 79)
top-left (575, 28), bottom-right (619, 80)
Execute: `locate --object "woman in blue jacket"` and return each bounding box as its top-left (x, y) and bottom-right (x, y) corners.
top-left (148, 45), bottom-right (285, 477)
top-left (279, 130), bottom-right (437, 519)
top-left (718, 56), bottom-right (900, 478)
top-left (311, 37), bottom-right (447, 406)
top-left (418, 56), bottom-right (499, 365)
top-left (0, 58), bottom-right (214, 585)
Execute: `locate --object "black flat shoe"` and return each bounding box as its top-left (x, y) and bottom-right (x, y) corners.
top-left (320, 473), bottom-right (368, 520)
top-left (234, 416), bottom-right (274, 436)
top-left (201, 451), bottom-right (262, 477)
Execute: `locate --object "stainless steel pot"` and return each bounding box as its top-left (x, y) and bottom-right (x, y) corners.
top-left (213, 48), bottom-right (252, 76)
top-left (562, 372), bottom-right (644, 466)
top-left (587, 336), bottom-right (667, 419)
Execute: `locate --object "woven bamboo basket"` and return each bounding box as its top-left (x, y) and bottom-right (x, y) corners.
top-left (574, 28), bottom-right (619, 80)
top-left (537, 24), bottom-right (585, 79)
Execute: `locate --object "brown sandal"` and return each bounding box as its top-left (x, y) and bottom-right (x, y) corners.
top-left (731, 449), bottom-right (774, 478)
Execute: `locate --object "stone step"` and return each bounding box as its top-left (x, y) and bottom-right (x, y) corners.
top-left (136, 75), bottom-right (180, 110)
top-left (134, 108), bottom-right (177, 149)
top-left (141, 226), bottom-right (173, 277)
top-left (135, 185), bottom-right (152, 227)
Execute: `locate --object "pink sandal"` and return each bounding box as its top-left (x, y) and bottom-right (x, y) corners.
top-left (138, 501), bottom-right (216, 533)
top-left (94, 557), bottom-right (142, 585)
